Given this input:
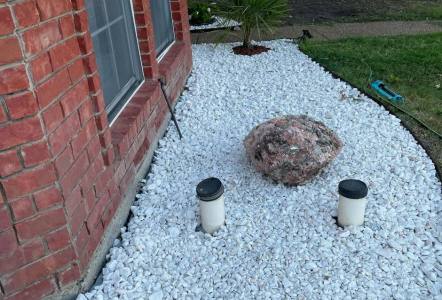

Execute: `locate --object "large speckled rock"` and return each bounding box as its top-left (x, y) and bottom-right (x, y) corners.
top-left (244, 115), bottom-right (343, 186)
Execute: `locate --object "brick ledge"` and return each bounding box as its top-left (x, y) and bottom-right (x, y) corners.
top-left (110, 42), bottom-right (187, 162)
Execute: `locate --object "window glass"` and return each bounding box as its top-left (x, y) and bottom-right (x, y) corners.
top-left (150, 0), bottom-right (175, 56)
top-left (86, 0), bottom-right (143, 120)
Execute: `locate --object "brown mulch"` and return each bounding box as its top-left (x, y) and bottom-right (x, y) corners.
top-left (232, 45), bottom-right (270, 56)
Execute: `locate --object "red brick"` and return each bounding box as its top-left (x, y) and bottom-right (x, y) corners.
top-left (86, 135), bottom-right (102, 161)
top-left (0, 248), bottom-right (25, 274)
top-left (0, 206), bottom-right (11, 231)
top-left (2, 246), bottom-right (75, 293)
top-left (83, 187), bottom-right (95, 213)
top-left (5, 278), bottom-right (55, 300)
top-left (74, 224), bottom-right (88, 257)
top-left (82, 53), bottom-right (97, 74)
top-left (69, 200), bottom-right (86, 235)
top-left (137, 28), bottom-right (148, 40)
top-left (46, 227), bottom-right (70, 251)
top-left (71, 118), bottom-right (97, 155)
top-left (133, 0), bottom-right (143, 12)
top-left (58, 263), bottom-right (80, 287)
top-left (59, 14), bottom-right (75, 38)
top-left (0, 37), bottom-right (22, 64)
top-left (36, 0), bottom-right (70, 20)
top-left (134, 13), bottom-right (146, 26)
top-left (30, 52), bottom-right (53, 83)
top-left (0, 65), bottom-right (29, 94)
top-left (87, 192), bottom-right (109, 228)
top-left (48, 112), bottom-right (81, 155)
top-left (60, 79), bottom-right (89, 116)
top-left (94, 167), bottom-right (113, 197)
top-left (49, 37), bottom-right (81, 70)
top-left (77, 31), bottom-right (93, 54)
top-left (4, 91), bottom-right (39, 119)
top-left (42, 102), bottom-right (64, 133)
top-left (55, 146), bottom-right (74, 177)
top-left (138, 41), bottom-right (150, 53)
top-left (78, 99), bottom-right (94, 126)
top-left (103, 147), bottom-right (115, 166)
top-left (98, 129), bottom-right (111, 148)
top-left (91, 91), bottom-right (105, 114)
top-left (0, 104), bottom-right (7, 123)
top-left (67, 58), bottom-right (85, 83)
top-left (22, 20), bottom-right (62, 55)
top-left (22, 239), bottom-right (45, 262)
top-left (60, 151), bottom-right (89, 194)
top-left (0, 150), bottom-right (22, 177)
top-left (0, 229), bottom-right (18, 257)
top-left (20, 140), bottom-right (51, 167)
top-left (0, 7), bottom-right (14, 35)
top-left (119, 165), bottom-right (135, 194)
top-left (2, 163), bottom-right (56, 199)
top-left (36, 69), bottom-right (71, 108)
top-left (101, 201), bottom-right (115, 229)
top-left (10, 197), bottom-right (35, 221)
top-left (0, 117), bottom-right (43, 151)
top-left (34, 186), bottom-right (62, 210)
top-left (79, 153), bottom-right (103, 193)
top-left (73, 9), bottom-right (89, 33)
top-left (86, 223), bottom-right (103, 255)
top-left (64, 184), bottom-right (82, 217)
top-left (71, 0), bottom-right (85, 10)
top-left (13, 0), bottom-right (40, 28)
top-left (14, 207), bottom-right (66, 241)
top-left (170, 1), bottom-right (181, 11)
top-left (87, 72), bottom-right (101, 91)
top-left (95, 112), bottom-right (109, 131)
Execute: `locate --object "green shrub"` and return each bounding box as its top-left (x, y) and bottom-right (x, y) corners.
top-left (217, 0), bottom-right (289, 48)
top-left (189, 1), bottom-right (215, 25)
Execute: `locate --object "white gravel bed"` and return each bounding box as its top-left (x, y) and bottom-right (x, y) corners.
top-left (82, 40), bottom-right (442, 300)
top-left (190, 16), bottom-right (240, 32)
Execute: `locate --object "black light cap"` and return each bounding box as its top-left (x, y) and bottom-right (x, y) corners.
top-left (196, 177), bottom-right (224, 201)
top-left (338, 179), bottom-right (368, 199)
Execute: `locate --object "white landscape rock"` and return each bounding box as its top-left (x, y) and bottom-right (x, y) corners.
top-left (81, 40), bottom-right (442, 299)
top-left (190, 16), bottom-right (240, 32)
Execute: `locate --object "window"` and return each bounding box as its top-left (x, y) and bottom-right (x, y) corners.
top-left (150, 0), bottom-right (175, 57)
top-left (86, 0), bottom-right (143, 121)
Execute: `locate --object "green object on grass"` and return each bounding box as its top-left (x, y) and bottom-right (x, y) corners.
top-left (300, 33), bottom-right (442, 173)
top-left (371, 80), bottom-right (404, 103)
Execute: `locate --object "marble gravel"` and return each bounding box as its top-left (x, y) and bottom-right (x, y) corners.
top-left (81, 40), bottom-right (442, 300)
top-left (190, 16), bottom-right (240, 32)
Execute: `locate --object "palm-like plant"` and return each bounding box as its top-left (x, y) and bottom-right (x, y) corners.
top-left (217, 0), bottom-right (289, 49)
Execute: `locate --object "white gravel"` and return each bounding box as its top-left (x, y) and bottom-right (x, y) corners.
top-left (82, 40), bottom-right (442, 299)
top-left (190, 16), bottom-right (240, 32)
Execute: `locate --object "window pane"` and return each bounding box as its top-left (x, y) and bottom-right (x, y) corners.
top-left (86, 0), bottom-right (143, 120)
top-left (105, 0), bottom-right (123, 22)
top-left (150, 0), bottom-right (175, 56)
top-left (110, 20), bottom-right (133, 88)
top-left (86, 0), bottom-right (106, 32)
top-left (94, 30), bottom-right (119, 106)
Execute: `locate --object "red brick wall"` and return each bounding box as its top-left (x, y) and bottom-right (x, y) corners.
top-left (0, 0), bottom-right (192, 299)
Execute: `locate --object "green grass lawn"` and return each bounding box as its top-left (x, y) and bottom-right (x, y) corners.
top-left (300, 33), bottom-right (442, 175)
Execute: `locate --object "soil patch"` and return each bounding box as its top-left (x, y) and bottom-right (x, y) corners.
top-left (232, 45), bottom-right (270, 56)
top-left (285, 0), bottom-right (441, 24)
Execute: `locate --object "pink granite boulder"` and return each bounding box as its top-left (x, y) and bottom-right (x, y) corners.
top-left (244, 115), bottom-right (343, 186)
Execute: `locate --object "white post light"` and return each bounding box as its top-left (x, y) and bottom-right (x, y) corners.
top-left (337, 179), bottom-right (368, 226)
top-left (196, 177), bottom-right (225, 234)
